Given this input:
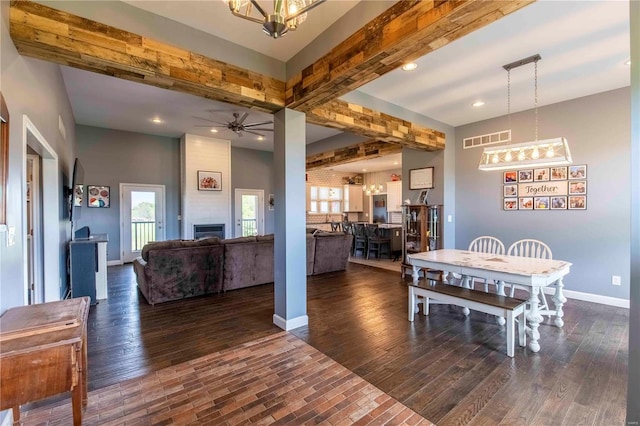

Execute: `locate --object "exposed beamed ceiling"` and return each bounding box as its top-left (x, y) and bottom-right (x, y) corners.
top-left (306, 140), bottom-right (403, 171)
top-left (9, 0), bottom-right (534, 160)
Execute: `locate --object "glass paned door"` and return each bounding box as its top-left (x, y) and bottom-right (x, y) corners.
top-left (234, 189), bottom-right (264, 237)
top-left (121, 184), bottom-right (165, 263)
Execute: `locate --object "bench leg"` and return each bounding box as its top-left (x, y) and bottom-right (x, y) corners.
top-left (408, 286), bottom-right (416, 321)
top-left (506, 310), bottom-right (515, 357)
top-left (518, 309), bottom-right (527, 347)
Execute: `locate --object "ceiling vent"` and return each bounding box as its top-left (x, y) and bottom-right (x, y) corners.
top-left (463, 130), bottom-right (510, 149)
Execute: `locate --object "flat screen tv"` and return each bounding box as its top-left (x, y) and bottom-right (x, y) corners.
top-left (69, 158), bottom-right (84, 223)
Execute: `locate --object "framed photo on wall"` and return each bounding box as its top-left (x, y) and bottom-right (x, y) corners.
top-left (504, 199), bottom-right (518, 211)
top-left (518, 169), bottom-right (533, 183)
top-left (569, 164), bottom-right (587, 179)
top-left (503, 184), bottom-right (518, 198)
top-left (503, 171), bottom-right (517, 183)
top-left (409, 167), bottom-right (434, 190)
top-left (550, 166), bottom-right (568, 180)
top-left (534, 168), bottom-right (549, 182)
top-left (568, 180), bottom-right (587, 195)
top-left (519, 197), bottom-right (533, 210)
top-left (568, 195), bottom-right (587, 210)
top-left (550, 196), bottom-right (567, 209)
top-left (87, 185), bottom-right (110, 208)
top-left (198, 170), bottom-right (222, 191)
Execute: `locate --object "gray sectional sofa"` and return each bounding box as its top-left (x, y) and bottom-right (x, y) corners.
top-left (133, 231), bottom-right (352, 305)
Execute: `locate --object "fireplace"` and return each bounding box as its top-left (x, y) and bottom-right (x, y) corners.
top-left (193, 224), bottom-right (225, 240)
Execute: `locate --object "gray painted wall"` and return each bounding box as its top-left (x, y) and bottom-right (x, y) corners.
top-left (231, 147), bottom-right (275, 236)
top-left (0, 1), bottom-right (77, 313)
top-left (342, 90), bottom-right (456, 248)
top-left (455, 88), bottom-right (630, 300)
top-left (75, 126), bottom-right (181, 261)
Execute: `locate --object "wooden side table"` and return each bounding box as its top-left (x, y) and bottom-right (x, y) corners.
top-left (0, 297), bottom-right (90, 425)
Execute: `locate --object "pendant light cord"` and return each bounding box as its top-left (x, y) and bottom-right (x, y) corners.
top-left (507, 68), bottom-right (511, 137)
top-left (534, 58), bottom-right (539, 142)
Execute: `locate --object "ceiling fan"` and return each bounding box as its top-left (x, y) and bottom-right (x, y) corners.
top-left (194, 112), bottom-right (273, 137)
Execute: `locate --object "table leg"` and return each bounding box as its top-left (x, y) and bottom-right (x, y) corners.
top-left (552, 278), bottom-right (567, 328)
top-left (495, 280), bottom-right (506, 326)
top-left (408, 285), bottom-right (415, 321)
top-left (12, 406), bottom-right (20, 424)
top-left (412, 265), bottom-right (420, 281)
top-left (461, 275), bottom-right (471, 316)
top-left (527, 286), bottom-right (544, 352)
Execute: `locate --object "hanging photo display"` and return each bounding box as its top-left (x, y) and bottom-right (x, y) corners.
top-left (503, 165), bottom-right (587, 210)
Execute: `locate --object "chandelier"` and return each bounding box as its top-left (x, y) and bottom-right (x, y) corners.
top-left (363, 184), bottom-right (383, 196)
top-left (478, 54), bottom-right (572, 171)
top-left (226, 0), bottom-right (326, 39)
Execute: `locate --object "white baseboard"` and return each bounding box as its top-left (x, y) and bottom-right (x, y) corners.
top-left (107, 260), bottom-right (123, 266)
top-left (273, 314), bottom-right (309, 331)
top-left (540, 286), bottom-right (629, 308)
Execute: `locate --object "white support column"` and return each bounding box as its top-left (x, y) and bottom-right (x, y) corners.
top-left (272, 108), bottom-right (308, 331)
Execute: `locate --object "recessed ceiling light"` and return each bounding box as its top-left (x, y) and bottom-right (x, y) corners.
top-left (625, 59), bottom-right (631, 66)
top-left (257, 136), bottom-right (264, 141)
top-left (210, 128), bottom-right (218, 133)
top-left (151, 117), bottom-right (162, 124)
top-left (402, 62), bottom-right (418, 71)
top-left (362, 168), bottom-right (367, 172)
top-left (393, 162), bottom-right (398, 165)
top-left (472, 101), bottom-right (485, 107)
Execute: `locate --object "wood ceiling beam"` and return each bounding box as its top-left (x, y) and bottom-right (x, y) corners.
top-left (306, 140), bottom-right (403, 171)
top-left (8, 0), bottom-right (534, 153)
top-left (286, 0), bottom-right (535, 113)
top-left (9, 0), bottom-right (285, 113)
top-left (307, 100), bottom-right (445, 151)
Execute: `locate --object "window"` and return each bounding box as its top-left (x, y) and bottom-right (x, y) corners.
top-left (309, 186), bottom-right (342, 214)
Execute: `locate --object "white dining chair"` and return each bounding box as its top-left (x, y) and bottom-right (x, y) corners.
top-left (507, 239), bottom-right (552, 313)
top-left (468, 236), bottom-right (505, 292)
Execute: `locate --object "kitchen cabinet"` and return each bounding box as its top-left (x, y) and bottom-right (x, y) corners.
top-left (306, 183), bottom-right (311, 212)
top-left (343, 184), bottom-right (363, 212)
top-left (386, 181), bottom-right (402, 212)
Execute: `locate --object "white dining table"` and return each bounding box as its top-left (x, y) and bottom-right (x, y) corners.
top-left (408, 249), bottom-right (572, 353)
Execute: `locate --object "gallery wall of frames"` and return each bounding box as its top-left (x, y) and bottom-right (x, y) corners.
top-left (503, 164), bottom-right (587, 211)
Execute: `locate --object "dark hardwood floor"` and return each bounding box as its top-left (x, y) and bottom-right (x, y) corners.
top-left (84, 263), bottom-right (627, 425)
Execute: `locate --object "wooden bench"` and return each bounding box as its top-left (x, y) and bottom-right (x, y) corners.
top-left (408, 279), bottom-right (527, 357)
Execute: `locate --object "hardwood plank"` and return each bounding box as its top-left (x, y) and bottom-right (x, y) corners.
top-left (20, 263), bottom-right (628, 424)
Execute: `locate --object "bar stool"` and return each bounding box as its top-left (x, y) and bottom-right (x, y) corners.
top-left (366, 224), bottom-right (391, 259)
top-left (352, 223), bottom-right (367, 257)
top-left (330, 221), bottom-right (342, 232)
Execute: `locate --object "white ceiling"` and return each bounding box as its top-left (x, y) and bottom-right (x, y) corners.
top-left (121, 0), bottom-right (362, 62)
top-left (60, 0), bottom-right (631, 172)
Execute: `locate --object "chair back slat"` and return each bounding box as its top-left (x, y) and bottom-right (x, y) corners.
top-left (507, 239), bottom-right (552, 259)
top-left (469, 236), bottom-right (505, 255)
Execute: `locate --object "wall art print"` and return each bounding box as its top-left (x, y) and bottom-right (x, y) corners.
top-left (198, 170), bottom-right (222, 191)
top-left (87, 185), bottom-right (110, 208)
